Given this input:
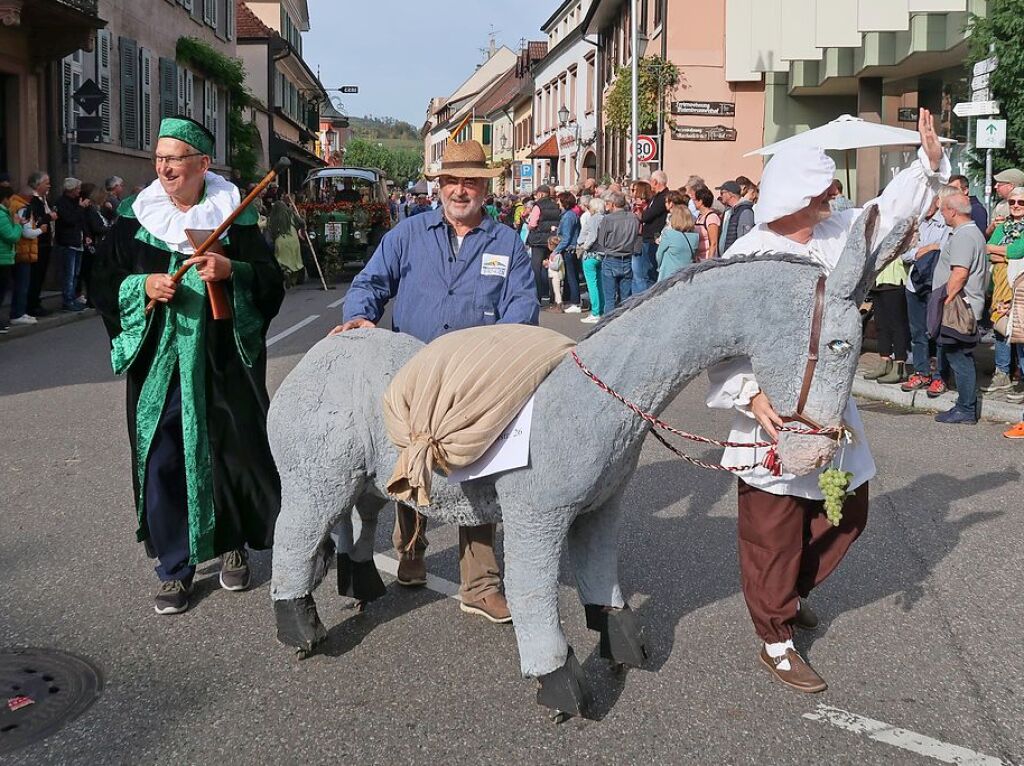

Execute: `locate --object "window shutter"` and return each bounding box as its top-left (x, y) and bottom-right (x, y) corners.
top-left (96, 30), bottom-right (112, 141)
top-left (203, 0), bottom-right (216, 26)
top-left (211, 86), bottom-right (220, 161)
top-left (140, 47), bottom-right (154, 151)
top-left (203, 79), bottom-right (213, 133)
top-left (185, 70), bottom-right (194, 118)
top-left (182, 0), bottom-right (194, 11)
top-left (159, 58), bottom-right (177, 120)
top-left (119, 37), bottom-right (139, 149)
top-left (177, 65), bottom-right (187, 113)
top-left (225, 0), bottom-right (234, 40)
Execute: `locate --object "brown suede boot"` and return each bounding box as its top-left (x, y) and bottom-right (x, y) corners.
top-left (863, 358), bottom-right (892, 380)
top-left (877, 360), bottom-right (907, 384)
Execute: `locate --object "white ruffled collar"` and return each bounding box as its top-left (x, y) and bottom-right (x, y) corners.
top-left (132, 171), bottom-right (240, 253)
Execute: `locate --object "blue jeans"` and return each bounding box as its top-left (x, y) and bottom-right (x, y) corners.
top-left (631, 241), bottom-right (657, 294)
top-left (938, 342), bottom-right (977, 413)
top-left (905, 289), bottom-right (936, 377)
top-left (993, 332), bottom-right (1024, 375)
top-left (601, 256), bottom-right (632, 311)
top-left (59, 246), bottom-right (83, 305)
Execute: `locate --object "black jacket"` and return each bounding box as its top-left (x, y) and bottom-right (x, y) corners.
top-left (526, 196), bottom-right (561, 247)
top-left (54, 193), bottom-right (87, 248)
top-left (721, 200), bottom-right (755, 253)
top-left (26, 194), bottom-right (53, 248)
top-left (640, 189), bottom-right (668, 242)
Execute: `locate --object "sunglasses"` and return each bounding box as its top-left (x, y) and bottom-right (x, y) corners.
top-left (1009, 200), bottom-right (1024, 207)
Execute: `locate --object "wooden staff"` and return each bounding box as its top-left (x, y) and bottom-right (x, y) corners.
top-left (287, 195), bottom-right (329, 292)
top-left (145, 157), bottom-right (291, 315)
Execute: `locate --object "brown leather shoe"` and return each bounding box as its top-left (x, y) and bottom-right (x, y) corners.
top-left (396, 555), bottom-right (426, 586)
top-left (460, 593), bottom-right (513, 624)
top-left (759, 647), bottom-right (828, 693)
top-left (794, 599), bottom-right (819, 631)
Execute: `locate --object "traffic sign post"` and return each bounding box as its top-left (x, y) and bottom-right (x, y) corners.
top-left (633, 135), bottom-right (657, 164)
top-left (953, 101), bottom-right (1000, 118)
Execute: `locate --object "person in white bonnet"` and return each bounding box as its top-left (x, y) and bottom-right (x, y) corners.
top-left (706, 109), bottom-right (949, 693)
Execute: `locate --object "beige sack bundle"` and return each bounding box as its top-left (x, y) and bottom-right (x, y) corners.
top-left (383, 324), bottom-right (575, 506)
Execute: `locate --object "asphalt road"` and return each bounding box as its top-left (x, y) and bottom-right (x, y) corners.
top-left (0, 284), bottom-right (1021, 765)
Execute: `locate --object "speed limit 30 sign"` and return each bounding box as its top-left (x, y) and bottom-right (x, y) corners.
top-left (635, 135), bottom-right (657, 163)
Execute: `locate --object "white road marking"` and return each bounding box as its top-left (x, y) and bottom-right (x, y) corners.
top-left (326, 296), bottom-right (346, 308)
top-left (803, 705), bottom-right (1005, 765)
top-left (267, 314), bottom-right (319, 346)
top-left (372, 553), bottom-right (461, 600)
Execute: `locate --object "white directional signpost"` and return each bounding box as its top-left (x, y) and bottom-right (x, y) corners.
top-left (956, 52), bottom-right (1002, 210)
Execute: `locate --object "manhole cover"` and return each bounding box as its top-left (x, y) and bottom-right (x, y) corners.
top-left (0, 648), bottom-right (103, 754)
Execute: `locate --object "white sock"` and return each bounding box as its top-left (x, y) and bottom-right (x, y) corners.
top-left (765, 640), bottom-right (795, 670)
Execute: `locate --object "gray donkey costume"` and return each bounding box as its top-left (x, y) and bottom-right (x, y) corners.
top-left (267, 206), bottom-right (913, 718)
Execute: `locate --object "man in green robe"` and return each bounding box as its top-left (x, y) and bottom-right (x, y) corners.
top-left (93, 116), bottom-right (285, 615)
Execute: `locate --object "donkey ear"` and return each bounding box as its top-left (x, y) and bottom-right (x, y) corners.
top-left (826, 205), bottom-right (880, 302)
top-left (872, 216), bottom-right (918, 279)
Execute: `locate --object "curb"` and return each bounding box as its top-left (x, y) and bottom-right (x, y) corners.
top-left (852, 377), bottom-right (1021, 424)
top-left (0, 308), bottom-right (97, 344)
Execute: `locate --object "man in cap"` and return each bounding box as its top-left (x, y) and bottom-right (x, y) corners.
top-left (707, 109), bottom-right (949, 693)
top-left (92, 116), bottom-right (285, 615)
top-left (987, 168), bottom-right (1024, 238)
top-left (716, 180), bottom-right (755, 254)
top-left (330, 139), bottom-right (538, 624)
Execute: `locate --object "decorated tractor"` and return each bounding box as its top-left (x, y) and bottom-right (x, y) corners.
top-left (298, 167), bottom-right (392, 281)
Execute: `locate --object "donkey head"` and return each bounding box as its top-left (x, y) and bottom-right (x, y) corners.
top-left (777, 206), bottom-right (916, 475)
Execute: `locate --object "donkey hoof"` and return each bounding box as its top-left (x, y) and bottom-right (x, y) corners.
top-left (585, 604), bottom-right (648, 668)
top-left (536, 647), bottom-right (590, 718)
top-left (550, 711), bottom-right (572, 725)
top-left (337, 553), bottom-right (387, 602)
top-left (274, 594), bottom-right (327, 656)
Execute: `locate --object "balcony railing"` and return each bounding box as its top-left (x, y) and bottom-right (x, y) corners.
top-left (54, 0), bottom-right (100, 16)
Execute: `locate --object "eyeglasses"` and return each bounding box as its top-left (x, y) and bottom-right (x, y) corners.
top-left (154, 153), bottom-right (202, 167)
top-left (1009, 200), bottom-right (1024, 207)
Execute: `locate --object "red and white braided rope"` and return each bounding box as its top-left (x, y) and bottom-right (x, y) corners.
top-left (571, 350), bottom-right (842, 475)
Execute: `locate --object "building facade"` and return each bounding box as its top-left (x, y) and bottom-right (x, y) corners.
top-left (0, 0), bottom-right (104, 189)
top-left (237, 0), bottom-right (326, 192)
top-left (60, 0), bottom-right (237, 190)
top-left (422, 46), bottom-right (518, 178)
top-left (530, 0), bottom-right (600, 188)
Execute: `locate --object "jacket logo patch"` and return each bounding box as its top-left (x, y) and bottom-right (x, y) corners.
top-left (480, 254), bottom-right (509, 278)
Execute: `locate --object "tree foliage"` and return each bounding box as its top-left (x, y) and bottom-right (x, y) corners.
top-left (343, 138), bottom-right (423, 186)
top-left (967, 2), bottom-right (1024, 172)
top-left (604, 55), bottom-right (681, 134)
top-left (348, 115), bottom-right (420, 142)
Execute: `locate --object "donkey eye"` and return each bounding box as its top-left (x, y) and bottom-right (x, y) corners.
top-left (827, 339), bottom-right (853, 355)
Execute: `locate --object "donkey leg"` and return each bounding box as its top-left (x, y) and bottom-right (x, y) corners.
top-left (568, 499), bottom-right (648, 668)
top-left (503, 511), bottom-right (590, 718)
top-left (337, 495), bottom-right (387, 605)
top-left (271, 471), bottom-right (364, 657)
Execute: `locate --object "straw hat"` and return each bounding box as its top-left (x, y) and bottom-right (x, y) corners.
top-left (424, 140), bottom-right (503, 179)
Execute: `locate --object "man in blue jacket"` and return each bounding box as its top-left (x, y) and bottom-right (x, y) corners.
top-left (331, 140), bottom-right (538, 623)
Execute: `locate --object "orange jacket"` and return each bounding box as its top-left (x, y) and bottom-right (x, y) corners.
top-left (7, 193), bottom-right (36, 264)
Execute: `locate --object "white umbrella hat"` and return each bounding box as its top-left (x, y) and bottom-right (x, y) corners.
top-left (744, 114), bottom-right (956, 156)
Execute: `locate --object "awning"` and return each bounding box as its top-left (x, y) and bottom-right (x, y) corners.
top-left (527, 134), bottom-right (559, 160)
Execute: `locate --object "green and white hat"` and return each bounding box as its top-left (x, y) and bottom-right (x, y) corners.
top-left (158, 116), bottom-right (214, 156)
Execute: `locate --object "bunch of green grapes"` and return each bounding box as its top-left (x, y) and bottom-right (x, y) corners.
top-left (818, 468), bottom-right (853, 527)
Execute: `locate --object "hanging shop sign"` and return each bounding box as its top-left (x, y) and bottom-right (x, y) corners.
top-left (670, 100), bottom-right (736, 117)
top-left (671, 124), bottom-right (737, 142)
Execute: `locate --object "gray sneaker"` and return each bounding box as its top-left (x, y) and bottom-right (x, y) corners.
top-left (981, 371), bottom-right (1013, 392)
top-left (154, 579), bottom-right (191, 615)
top-left (219, 548), bottom-right (250, 591)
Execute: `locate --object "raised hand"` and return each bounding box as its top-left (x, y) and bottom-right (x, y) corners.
top-left (918, 108), bottom-right (943, 172)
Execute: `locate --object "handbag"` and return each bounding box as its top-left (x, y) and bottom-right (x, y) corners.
top-left (941, 293), bottom-right (978, 339)
top-left (994, 271), bottom-right (1024, 342)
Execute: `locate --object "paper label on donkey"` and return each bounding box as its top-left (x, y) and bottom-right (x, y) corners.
top-left (447, 396), bottom-right (533, 482)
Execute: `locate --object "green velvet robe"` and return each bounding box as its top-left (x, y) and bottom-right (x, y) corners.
top-left (92, 198), bottom-right (285, 564)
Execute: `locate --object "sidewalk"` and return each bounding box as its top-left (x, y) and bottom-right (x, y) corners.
top-left (855, 337), bottom-right (1022, 424)
top-left (0, 291), bottom-right (97, 344)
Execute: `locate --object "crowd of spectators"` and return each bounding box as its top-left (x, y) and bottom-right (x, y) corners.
top-left (0, 170), bottom-right (127, 333)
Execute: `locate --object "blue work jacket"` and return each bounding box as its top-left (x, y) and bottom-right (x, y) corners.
top-left (342, 208), bottom-right (539, 343)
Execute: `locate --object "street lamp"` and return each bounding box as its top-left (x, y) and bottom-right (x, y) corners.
top-left (500, 134), bottom-right (508, 152)
top-left (558, 104), bottom-right (570, 127)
